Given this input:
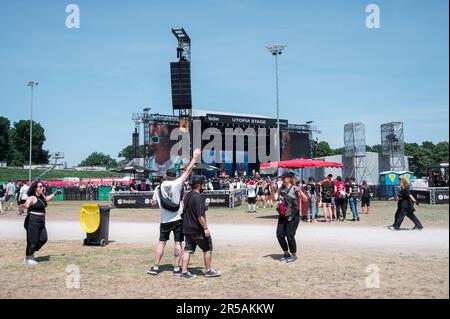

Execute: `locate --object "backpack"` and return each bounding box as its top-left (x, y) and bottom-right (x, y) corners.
top-left (158, 185), bottom-right (184, 212)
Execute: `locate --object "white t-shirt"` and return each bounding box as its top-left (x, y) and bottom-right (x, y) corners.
top-left (6, 182), bottom-right (15, 196)
top-left (19, 185), bottom-right (29, 201)
top-left (247, 185), bottom-right (256, 198)
top-left (152, 177), bottom-right (184, 224)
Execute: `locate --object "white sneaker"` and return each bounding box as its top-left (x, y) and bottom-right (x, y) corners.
top-left (23, 258), bottom-right (38, 265)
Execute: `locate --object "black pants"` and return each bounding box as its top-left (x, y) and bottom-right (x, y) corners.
top-left (393, 208), bottom-right (423, 229)
top-left (335, 197), bottom-right (347, 220)
top-left (276, 215), bottom-right (300, 254)
top-left (24, 214), bottom-right (48, 256)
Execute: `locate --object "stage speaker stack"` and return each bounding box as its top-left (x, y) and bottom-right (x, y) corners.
top-left (170, 61), bottom-right (192, 110)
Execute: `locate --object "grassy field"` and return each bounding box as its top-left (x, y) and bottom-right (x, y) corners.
top-left (0, 168), bottom-right (124, 182)
top-left (0, 240), bottom-right (447, 299)
top-left (1, 200), bottom-right (447, 228)
top-left (0, 201), bottom-right (448, 299)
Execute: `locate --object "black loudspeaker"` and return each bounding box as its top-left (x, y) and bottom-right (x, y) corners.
top-left (170, 61), bottom-right (192, 110)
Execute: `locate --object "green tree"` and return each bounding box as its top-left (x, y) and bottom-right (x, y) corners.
top-left (333, 147), bottom-right (345, 155)
top-left (118, 145), bottom-right (146, 162)
top-left (366, 144), bottom-right (383, 153)
top-left (405, 143), bottom-right (434, 177)
top-left (79, 152), bottom-right (118, 168)
top-left (10, 120), bottom-right (49, 165)
top-left (0, 117), bottom-right (11, 162)
top-left (432, 142), bottom-right (449, 164)
top-left (314, 141), bottom-right (335, 157)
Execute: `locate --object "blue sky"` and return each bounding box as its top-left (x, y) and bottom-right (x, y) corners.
top-left (0, 0), bottom-right (448, 167)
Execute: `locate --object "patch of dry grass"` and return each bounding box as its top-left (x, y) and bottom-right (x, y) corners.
top-left (0, 240), bottom-right (447, 299)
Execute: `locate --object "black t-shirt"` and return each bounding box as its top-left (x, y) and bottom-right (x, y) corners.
top-left (182, 190), bottom-right (206, 235)
top-left (306, 183), bottom-right (316, 195)
top-left (397, 188), bottom-right (412, 210)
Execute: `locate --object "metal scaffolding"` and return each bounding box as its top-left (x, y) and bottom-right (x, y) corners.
top-left (381, 122), bottom-right (406, 172)
top-left (344, 122), bottom-right (370, 183)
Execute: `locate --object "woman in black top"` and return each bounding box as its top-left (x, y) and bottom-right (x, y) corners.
top-left (19, 181), bottom-right (60, 265)
top-left (274, 172), bottom-right (307, 263)
top-left (388, 177), bottom-right (423, 231)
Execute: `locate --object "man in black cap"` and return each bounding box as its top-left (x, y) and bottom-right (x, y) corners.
top-left (274, 171), bottom-right (307, 263)
top-left (180, 175), bottom-right (220, 278)
top-left (147, 149), bottom-right (202, 276)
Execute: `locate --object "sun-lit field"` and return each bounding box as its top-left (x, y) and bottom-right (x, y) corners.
top-left (0, 201), bottom-right (448, 299)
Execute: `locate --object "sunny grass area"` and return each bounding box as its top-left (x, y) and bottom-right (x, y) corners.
top-left (0, 240), bottom-right (448, 299)
top-left (0, 168), bottom-right (124, 182)
top-left (37, 200), bottom-right (449, 228)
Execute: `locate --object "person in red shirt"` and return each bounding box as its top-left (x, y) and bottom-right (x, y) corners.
top-left (334, 176), bottom-right (347, 221)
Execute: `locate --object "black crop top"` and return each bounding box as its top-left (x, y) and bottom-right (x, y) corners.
top-left (28, 195), bottom-right (48, 214)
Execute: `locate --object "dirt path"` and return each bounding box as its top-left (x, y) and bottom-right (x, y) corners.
top-left (1, 219), bottom-right (448, 255)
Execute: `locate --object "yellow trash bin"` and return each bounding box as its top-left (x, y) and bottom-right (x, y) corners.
top-left (80, 204), bottom-right (110, 246)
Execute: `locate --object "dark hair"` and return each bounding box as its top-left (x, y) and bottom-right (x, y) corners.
top-left (350, 177), bottom-right (356, 182)
top-left (327, 174), bottom-right (333, 178)
top-left (336, 176), bottom-right (342, 182)
top-left (27, 181), bottom-right (43, 197)
top-left (308, 177), bottom-right (314, 182)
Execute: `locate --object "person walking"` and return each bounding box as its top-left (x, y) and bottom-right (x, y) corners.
top-left (320, 178), bottom-right (333, 223)
top-left (388, 177), bottom-right (423, 231)
top-left (305, 177), bottom-right (317, 223)
top-left (19, 182), bottom-right (61, 265)
top-left (5, 180), bottom-right (16, 211)
top-left (147, 149), bottom-right (201, 276)
top-left (361, 180), bottom-right (371, 214)
top-left (246, 180), bottom-right (257, 213)
top-left (0, 183), bottom-right (5, 215)
top-left (348, 177), bottom-right (360, 221)
top-left (274, 172), bottom-right (307, 263)
top-left (18, 182), bottom-right (30, 216)
top-left (334, 176), bottom-right (347, 221)
top-left (180, 176), bottom-right (221, 279)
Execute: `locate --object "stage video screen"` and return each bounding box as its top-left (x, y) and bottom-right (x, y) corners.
top-left (148, 123), bottom-right (183, 177)
top-left (280, 131), bottom-right (311, 161)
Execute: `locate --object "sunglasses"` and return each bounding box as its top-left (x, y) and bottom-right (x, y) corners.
top-left (37, 185), bottom-right (44, 188)
top-left (150, 135), bottom-right (166, 144)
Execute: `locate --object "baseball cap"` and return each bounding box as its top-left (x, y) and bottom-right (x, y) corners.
top-left (191, 176), bottom-right (205, 187)
top-left (281, 172), bottom-right (294, 179)
top-left (165, 169), bottom-right (177, 178)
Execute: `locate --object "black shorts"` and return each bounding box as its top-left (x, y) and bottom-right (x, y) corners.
top-left (362, 197), bottom-right (371, 207)
top-left (184, 233), bottom-right (213, 254)
top-left (5, 195), bottom-right (13, 202)
top-left (159, 220), bottom-right (184, 242)
top-left (247, 197), bottom-right (256, 204)
top-left (322, 197), bottom-right (332, 203)
top-left (19, 199), bottom-right (26, 205)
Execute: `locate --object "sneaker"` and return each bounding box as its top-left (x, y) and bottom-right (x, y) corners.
top-left (412, 226), bottom-right (424, 231)
top-left (388, 225), bottom-right (400, 231)
top-left (279, 254), bottom-right (291, 262)
top-left (204, 269), bottom-right (221, 278)
top-left (173, 268), bottom-right (182, 276)
top-left (357, 217), bottom-right (360, 221)
top-left (351, 218), bottom-right (356, 221)
top-left (23, 258), bottom-right (38, 265)
top-left (286, 255), bottom-right (298, 263)
top-left (147, 266), bottom-right (159, 275)
top-left (180, 271), bottom-right (197, 279)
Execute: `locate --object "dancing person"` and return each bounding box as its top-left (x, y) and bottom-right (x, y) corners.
top-left (264, 180), bottom-right (273, 208)
top-left (180, 176), bottom-right (221, 278)
top-left (348, 177), bottom-right (360, 221)
top-left (19, 182), bottom-right (61, 265)
top-left (147, 149), bottom-right (201, 276)
top-left (334, 176), bottom-right (347, 221)
top-left (320, 178), bottom-right (333, 223)
top-left (305, 177), bottom-right (317, 223)
top-left (388, 177), bottom-right (423, 231)
top-left (246, 180), bottom-right (257, 213)
top-left (274, 172), bottom-right (307, 263)
top-left (361, 180), bottom-right (371, 214)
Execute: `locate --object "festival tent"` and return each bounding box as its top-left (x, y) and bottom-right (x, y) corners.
top-left (260, 158), bottom-right (344, 169)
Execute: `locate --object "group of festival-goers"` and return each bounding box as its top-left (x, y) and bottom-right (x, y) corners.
top-left (2, 152), bottom-right (424, 269)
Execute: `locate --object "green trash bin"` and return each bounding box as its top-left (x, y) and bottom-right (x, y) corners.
top-left (51, 188), bottom-right (64, 201)
top-left (98, 186), bottom-right (111, 202)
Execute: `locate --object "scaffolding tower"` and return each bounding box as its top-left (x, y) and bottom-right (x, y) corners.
top-left (344, 122), bottom-right (370, 183)
top-left (381, 122), bottom-right (406, 172)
